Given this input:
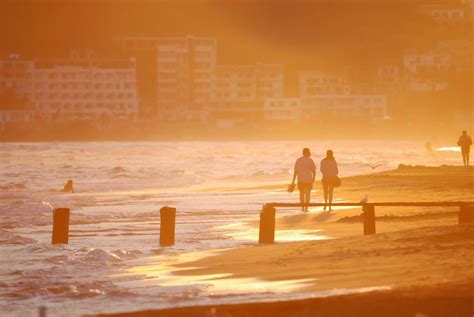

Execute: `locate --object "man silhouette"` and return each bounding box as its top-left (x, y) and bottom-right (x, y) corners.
top-left (457, 130), bottom-right (472, 167)
top-left (290, 148), bottom-right (316, 212)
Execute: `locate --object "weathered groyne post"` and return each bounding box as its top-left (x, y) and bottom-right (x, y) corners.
top-left (363, 204), bottom-right (376, 235)
top-left (52, 208), bottom-right (70, 244)
top-left (259, 204), bottom-right (276, 244)
top-left (160, 206), bottom-right (176, 247)
top-left (459, 205), bottom-right (474, 224)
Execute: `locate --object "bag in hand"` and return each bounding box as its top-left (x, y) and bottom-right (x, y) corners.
top-left (334, 177), bottom-right (342, 187)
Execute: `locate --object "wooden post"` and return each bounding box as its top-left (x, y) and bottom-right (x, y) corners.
top-left (160, 206), bottom-right (176, 247)
top-left (52, 208), bottom-right (70, 244)
top-left (363, 204), bottom-right (376, 235)
top-left (259, 204), bottom-right (276, 244)
top-left (459, 205), bottom-right (474, 224)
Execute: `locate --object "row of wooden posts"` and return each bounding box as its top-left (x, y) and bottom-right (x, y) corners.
top-left (51, 206), bottom-right (176, 245)
top-left (51, 203), bottom-right (474, 245)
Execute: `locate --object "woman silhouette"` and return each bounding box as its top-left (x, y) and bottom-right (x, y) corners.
top-left (320, 150), bottom-right (339, 211)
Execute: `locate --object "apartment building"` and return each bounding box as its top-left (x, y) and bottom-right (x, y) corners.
top-left (436, 40), bottom-right (473, 72)
top-left (115, 35), bottom-right (160, 51)
top-left (156, 36), bottom-right (217, 122)
top-left (374, 65), bottom-right (404, 94)
top-left (0, 110), bottom-right (35, 131)
top-left (263, 97), bottom-right (301, 121)
top-left (419, 4), bottom-right (466, 23)
top-left (209, 63), bottom-right (284, 126)
top-left (33, 53), bottom-right (138, 123)
top-left (263, 94), bottom-right (387, 123)
top-left (115, 36), bottom-right (160, 118)
top-left (461, 0), bottom-right (474, 13)
top-left (403, 50), bottom-right (452, 92)
top-left (299, 72), bottom-right (351, 97)
top-left (0, 54), bottom-right (36, 108)
top-left (403, 50), bottom-right (451, 74)
top-left (211, 64), bottom-right (283, 103)
top-left (301, 95), bottom-right (387, 121)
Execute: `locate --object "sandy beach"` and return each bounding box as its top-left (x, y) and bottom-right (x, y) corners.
top-left (99, 165), bottom-right (474, 317)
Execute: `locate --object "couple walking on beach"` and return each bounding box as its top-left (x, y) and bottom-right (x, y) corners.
top-left (290, 148), bottom-right (340, 212)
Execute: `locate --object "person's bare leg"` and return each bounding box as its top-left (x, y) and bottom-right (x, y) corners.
top-left (305, 188), bottom-right (311, 212)
top-left (323, 183), bottom-right (328, 211)
top-left (328, 186), bottom-right (334, 211)
top-left (299, 190), bottom-right (305, 211)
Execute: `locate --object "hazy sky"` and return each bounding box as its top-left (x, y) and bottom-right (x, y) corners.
top-left (1, 0), bottom-right (457, 61)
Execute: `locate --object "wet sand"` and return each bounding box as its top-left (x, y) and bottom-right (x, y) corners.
top-left (98, 165), bottom-right (474, 317)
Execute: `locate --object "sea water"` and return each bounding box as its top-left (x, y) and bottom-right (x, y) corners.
top-left (0, 140), bottom-right (461, 316)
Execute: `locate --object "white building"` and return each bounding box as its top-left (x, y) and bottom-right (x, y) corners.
top-left (115, 36), bottom-right (284, 124)
top-left (375, 65), bottom-right (404, 94)
top-left (33, 55), bottom-right (138, 123)
top-left (403, 50), bottom-right (451, 74)
top-left (156, 36), bottom-right (217, 122)
top-left (0, 110), bottom-right (35, 131)
top-left (403, 50), bottom-right (452, 92)
top-left (299, 72), bottom-right (351, 97)
top-left (115, 35), bottom-right (160, 51)
top-left (0, 55), bottom-right (36, 107)
top-left (211, 63), bottom-right (284, 103)
top-left (461, 0), bottom-right (474, 14)
top-left (263, 97), bottom-right (301, 121)
top-left (263, 95), bottom-right (387, 123)
top-left (301, 95), bottom-right (387, 121)
top-left (407, 81), bottom-right (449, 92)
top-left (436, 40), bottom-right (473, 72)
top-left (208, 63), bottom-right (284, 126)
top-left (256, 64), bottom-right (285, 99)
top-left (419, 5), bottom-right (466, 23)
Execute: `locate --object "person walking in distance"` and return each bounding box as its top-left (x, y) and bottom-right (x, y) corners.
top-left (290, 148), bottom-right (316, 212)
top-left (320, 150), bottom-right (339, 211)
top-left (457, 130), bottom-right (472, 167)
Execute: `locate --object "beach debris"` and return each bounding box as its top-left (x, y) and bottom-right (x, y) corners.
top-left (63, 180), bottom-right (74, 193)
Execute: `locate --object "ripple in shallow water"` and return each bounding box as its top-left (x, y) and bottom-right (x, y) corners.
top-left (0, 230), bottom-right (36, 245)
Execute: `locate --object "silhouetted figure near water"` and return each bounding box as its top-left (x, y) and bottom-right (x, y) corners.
top-left (425, 140), bottom-right (432, 153)
top-left (320, 150), bottom-right (339, 211)
top-left (457, 131), bottom-right (472, 167)
top-left (291, 148), bottom-right (316, 212)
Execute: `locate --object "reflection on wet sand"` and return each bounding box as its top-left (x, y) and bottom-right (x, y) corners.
top-left (115, 249), bottom-right (316, 295)
top-left (218, 222), bottom-right (331, 242)
top-left (117, 219), bottom-right (334, 296)
top-left (117, 248), bottom-right (392, 302)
